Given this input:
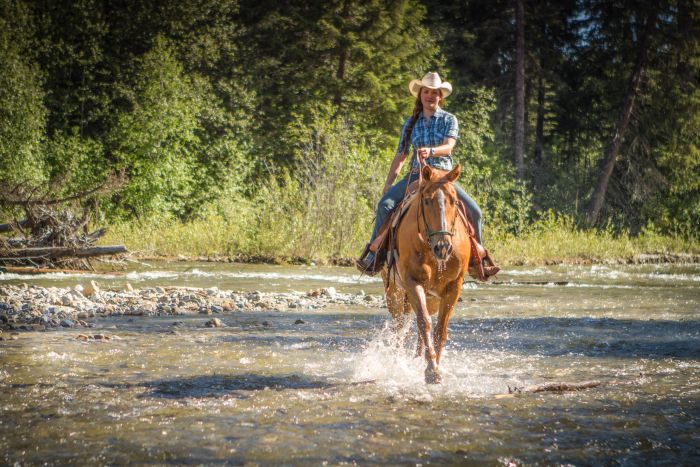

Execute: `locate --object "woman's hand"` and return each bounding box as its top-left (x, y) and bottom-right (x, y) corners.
top-left (416, 147), bottom-right (431, 160)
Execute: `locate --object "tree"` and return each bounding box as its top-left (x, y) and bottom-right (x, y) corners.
top-left (235, 0), bottom-right (440, 169)
top-left (514, 0), bottom-right (526, 180)
top-left (107, 37), bottom-right (203, 218)
top-left (0, 1), bottom-right (47, 187)
top-left (585, 5), bottom-right (658, 226)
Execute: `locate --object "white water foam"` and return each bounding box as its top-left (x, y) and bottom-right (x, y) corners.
top-left (337, 320), bottom-right (532, 397)
top-left (216, 271), bottom-right (379, 284)
top-left (125, 271), bottom-right (180, 281)
top-left (0, 272), bottom-right (120, 281)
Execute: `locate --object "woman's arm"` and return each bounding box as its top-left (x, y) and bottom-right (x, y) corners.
top-left (416, 137), bottom-right (457, 160)
top-left (383, 152), bottom-right (408, 195)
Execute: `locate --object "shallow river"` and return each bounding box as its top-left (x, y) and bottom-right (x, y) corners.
top-left (1, 262), bottom-right (699, 465)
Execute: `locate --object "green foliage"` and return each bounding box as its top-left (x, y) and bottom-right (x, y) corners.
top-left (250, 111), bottom-right (391, 258)
top-left (238, 0), bottom-right (441, 168)
top-left (107, 37), bottom-right (203, 218)
top-left (0, 2), bottom-right (47, 186)
top-left (451, 87), bottom-right (534, 237)
top-left (3, 0), bottom-right (700, 262)
top-left (43, 131), bottom-right (105, 195)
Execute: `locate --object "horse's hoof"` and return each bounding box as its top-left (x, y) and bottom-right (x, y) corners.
top-left (424, 368), bottom-right (442, 384)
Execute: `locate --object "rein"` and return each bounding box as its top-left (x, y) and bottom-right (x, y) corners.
top-left (414, 158), bottom-right (458, 245)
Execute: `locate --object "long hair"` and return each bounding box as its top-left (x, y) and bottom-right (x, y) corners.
top-left (400, 93), bottom-right (423, 156)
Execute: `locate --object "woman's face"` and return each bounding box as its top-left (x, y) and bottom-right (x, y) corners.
top-left (420, 87), bottom-right (442, 110)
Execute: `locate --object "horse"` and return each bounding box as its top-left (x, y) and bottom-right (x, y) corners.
top-left (382, 163), bottom-right (470, 384)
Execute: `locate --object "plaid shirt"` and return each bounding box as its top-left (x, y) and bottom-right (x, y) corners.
top-left (396, 107), bottom-right (459, 171)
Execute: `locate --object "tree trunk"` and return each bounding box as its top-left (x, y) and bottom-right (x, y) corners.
top-left (514, 0), bottom-right (526, 180)
top-left (333, 0), bottom-right (350, 109)
top-left (585, 11), bottom-right (657, 226)
top-left (534, 74), bottom-right (545, 165)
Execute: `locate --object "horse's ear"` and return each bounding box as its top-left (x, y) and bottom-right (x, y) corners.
top-left (422, 164), bottom-right (433, 181)
top-left (446, 164), bottom-right (461, 182)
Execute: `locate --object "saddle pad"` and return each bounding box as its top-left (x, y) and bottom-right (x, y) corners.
top-left (391, 189), bottom-right (418, 229)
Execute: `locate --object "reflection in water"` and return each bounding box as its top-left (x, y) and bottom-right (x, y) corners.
top-left (1, 263), bottom-right (699, 464)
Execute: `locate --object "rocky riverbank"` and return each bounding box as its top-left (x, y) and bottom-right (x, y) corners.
top-left (0, 282), bottom-right (384, 335)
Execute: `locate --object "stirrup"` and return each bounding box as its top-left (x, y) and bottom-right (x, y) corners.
top-left (355, 244), bottom-right (383, 276)
top-left (468, 247), bottom-right (500, 282)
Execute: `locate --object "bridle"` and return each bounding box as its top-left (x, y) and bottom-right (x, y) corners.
top-left (418, 180), bottom-right (458, 244)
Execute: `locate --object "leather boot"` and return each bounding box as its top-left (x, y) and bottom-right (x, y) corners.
top-left (468, 244), bottom-right (500, 281)
top-left (356, 244), bottom-right (383, 276)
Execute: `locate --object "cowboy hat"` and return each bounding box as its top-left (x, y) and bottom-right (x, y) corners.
top-left (409, 72), bottom-right (452, 98)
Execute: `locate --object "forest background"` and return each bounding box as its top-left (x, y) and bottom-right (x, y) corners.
top-left (1, 0), bottom-right (699, 264)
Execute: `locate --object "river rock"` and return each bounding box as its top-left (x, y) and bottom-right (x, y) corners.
top-left (294, 319), bottom-right (305, 325)
top-left (69, 289), bottom-right (85, 300)
top-left (83, 280), bottom-right (100, 297)
top-left (62, 295), bottom-right (73, 306)
top-left (205, 318), bottom-right (224, 328)
top-left (321, 287), bottom-right (337, 299)
top-left (124, 283), bottom-right (134, 292)
top-left (257, 299), bottom-right (277, 311)
top-left (60, 319), bottom-right (74, 328)
top-left (76, 334), bottom-right (89, 341)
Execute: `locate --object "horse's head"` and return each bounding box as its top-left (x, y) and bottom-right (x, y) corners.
top-left (419, 164), bottom-right (462, 262)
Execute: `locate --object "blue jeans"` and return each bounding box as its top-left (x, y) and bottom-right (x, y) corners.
top-left (371, 172), bottom-right (483, 244)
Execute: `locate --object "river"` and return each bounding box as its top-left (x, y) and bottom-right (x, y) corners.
top-left (1, 262), bottom-right (699, 464)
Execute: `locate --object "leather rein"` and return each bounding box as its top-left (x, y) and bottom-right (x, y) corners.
top-left (404, 158), bottom-right (472, 244)
top-left (418, 183), bottom-right (458, 241)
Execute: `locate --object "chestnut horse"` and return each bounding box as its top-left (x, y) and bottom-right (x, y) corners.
top-left (382, 163), bottom-right (469, 384)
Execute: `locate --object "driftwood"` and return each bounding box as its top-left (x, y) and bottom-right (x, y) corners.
top-left (0, 220), bottom-right (30, 234)
top-left (508, 380), bottom-right (604, 394)
top-left (4, 245), bottom-right (127, 260)
top-left (0, 172), bottom-right (127, 270)
top-left (0, 265), bottom-right (128, 275)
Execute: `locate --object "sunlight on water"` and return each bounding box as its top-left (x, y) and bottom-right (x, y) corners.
top-left (1, 262), bottom-right (699, 464)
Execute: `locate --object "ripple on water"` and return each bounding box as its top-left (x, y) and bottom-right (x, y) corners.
top-left (1, 263), bottom-right (699, 465)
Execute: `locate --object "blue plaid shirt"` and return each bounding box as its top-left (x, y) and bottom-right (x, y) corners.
top-left (396, 107), bottom-right (459, 171)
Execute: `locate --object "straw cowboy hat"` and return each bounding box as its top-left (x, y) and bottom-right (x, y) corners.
top-left (409, 72), bottom-right (452, 98)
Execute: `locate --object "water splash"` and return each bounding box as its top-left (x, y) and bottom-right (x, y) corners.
top-left (340, 319), bottom-right (530, 397)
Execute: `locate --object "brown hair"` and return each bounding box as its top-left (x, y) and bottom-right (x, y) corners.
top-left (400, 93), bottom-right (423, 156)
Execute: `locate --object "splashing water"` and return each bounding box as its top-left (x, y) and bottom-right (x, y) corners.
top-left (1, 262), bottom-right (699, 465)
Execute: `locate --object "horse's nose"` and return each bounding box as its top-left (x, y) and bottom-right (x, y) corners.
top-left (433, 239), bottom-right (453, 260)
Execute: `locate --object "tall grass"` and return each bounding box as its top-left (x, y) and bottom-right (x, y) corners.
top-left (105, 116), bottom-right (392, 261)
top-left (102, 114), bottom-right (700, 265)
top-left (104, 202), bottom-right (700, 265)
top-left (489, 211), bottom-right (700, 265)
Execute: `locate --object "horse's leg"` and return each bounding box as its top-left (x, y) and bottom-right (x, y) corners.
top-left (404, 277), bottom-right (440, 384)
top-left (433, 276), bottom-right (464, 365)
top-left (415, 332), bottom-right (424, 358)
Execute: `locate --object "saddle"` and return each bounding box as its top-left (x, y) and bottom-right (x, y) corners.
top-left (361, 182), bottom-right (499, 282)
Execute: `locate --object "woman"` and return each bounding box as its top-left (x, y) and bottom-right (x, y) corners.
top-left (356, 72), bottom-right (497, 279)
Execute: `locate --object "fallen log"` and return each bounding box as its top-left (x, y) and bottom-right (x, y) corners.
top-left (0, 220), bottom-right (30, 233)
top-left (4, 245), bottom-right (127, 260)
top-left (506, 380), bottom-right (605, 395)
top-left (523, 380), bottom-right (603, 393)
top-left (0, 265), bottom-right (126, 275)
